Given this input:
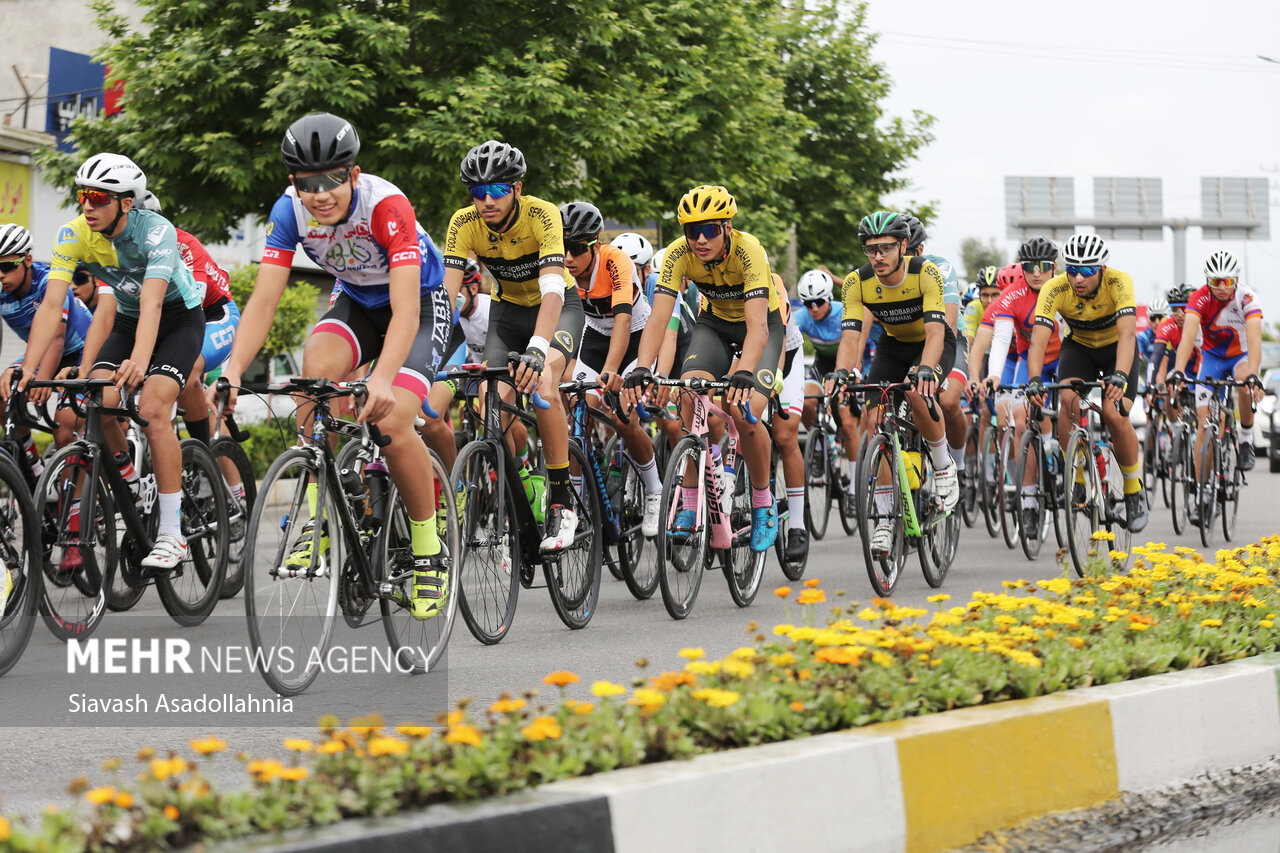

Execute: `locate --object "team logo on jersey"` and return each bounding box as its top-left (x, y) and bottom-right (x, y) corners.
top-left (58, 226), bottom-right (77, 244)
top-left (146, 225), bottom-right (167, 247)
top-left (118, 278), bottom-right (142, 296)
top-left (756, 368), bottom-right (775, 389)
top-left (554, 330), bottom-right (575, 352)
top-left (266, 221), bottom-right (274, 237)
top-left (308, 218), bottom-right (320, 229)
top-left (488, 232), bottom-right (499, 244)
top-left (1076, 302), bottom-right (1084, 311)
top-left (875, 287), bottom-right (882, 295)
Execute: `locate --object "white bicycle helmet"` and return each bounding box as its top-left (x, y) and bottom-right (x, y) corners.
top-left (0, 223), bottom-right (33, 258)
top-left (652, 247), bottom-right (667, 273)
top-left (75, 153), bottom-right (147, 199)
top-left (1203, 249), bottom-right (1241, 279)
top-left (139, 191), bottom-right (163, 213)
top-left (1061, 232), bottom-right (1109, 266)
top-left (611, 232), bottom-right (654, 268)
top-left (1148, 296), bottom-right (1169, 318)
top-left (797, 269), bottom-right (833, 302)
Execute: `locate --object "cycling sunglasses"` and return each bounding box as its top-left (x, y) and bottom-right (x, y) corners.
top-left (292, 168), bottom-right (351, 194)
top-left (1209, 277), bottom-right (1238, 289)
top-left (0, 259), bottom-right (23, 274)
top-left (468, 182), bottom-right (515, 200)
top-left (862, 242), bottom-right (900, 258)
top-left (565, 238), bottom-right (598, 256)
top-left (1064, 265), bottom-right (1101, 278)
top-left (75, 188), bottom-right (122, 208)
top-left (802, 298), bottom-right (827, 309)
top-left (684, 222), bottom-right (723, 242)
top-left (1020, 260), bottom-right (1056, 274)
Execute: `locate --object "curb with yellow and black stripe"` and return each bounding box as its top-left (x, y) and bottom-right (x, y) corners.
top-left (224, 654), bottom-right (1280, 853)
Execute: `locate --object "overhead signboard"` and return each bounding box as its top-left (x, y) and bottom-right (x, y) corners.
top-left (45, 48), bottom-right (105, 154)
top-left (1004, 176), bottom-right (1074, 241)
top-left (1093, 177), bottom-right (1163, 241)
top-left (1200, 177), bottom-right (1269, 240)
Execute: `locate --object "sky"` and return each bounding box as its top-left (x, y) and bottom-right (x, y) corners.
top-left (860, 0), bottom-right (1280, 305)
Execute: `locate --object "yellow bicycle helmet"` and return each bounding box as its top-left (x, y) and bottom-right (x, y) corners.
top-left (677, 185), bottom-right (737, 224)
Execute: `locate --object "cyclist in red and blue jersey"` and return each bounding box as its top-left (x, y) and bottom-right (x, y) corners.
top-left (214, 113), bottom-right (452, 620)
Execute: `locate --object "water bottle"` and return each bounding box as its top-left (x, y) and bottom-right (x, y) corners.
top-left (365, 460), bottom-right (389, 529)
top-left (341, 467), bottom-right (367, 517)
top-left (720, 457), bottom-right (736, 518)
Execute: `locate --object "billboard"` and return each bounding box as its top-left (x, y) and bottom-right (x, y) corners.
top-left (45, 48), bottom-right (106, 154)
top-left (0, 161), bottom-right (31, 229)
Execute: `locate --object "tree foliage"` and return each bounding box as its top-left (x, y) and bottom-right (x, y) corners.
top-left (43, 0), bottom-right (932, 275)
top-left (959, 236), bottom-right (1007, 282)
top-left (224, 265), bottom-right (318, 357)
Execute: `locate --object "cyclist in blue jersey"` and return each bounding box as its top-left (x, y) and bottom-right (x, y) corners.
top-left (1136, 296), bottom-right (1166, 376)
top-left (795, 269), bottom-right (842, 424)
top-left (0, 224), bottom-right (93, 449)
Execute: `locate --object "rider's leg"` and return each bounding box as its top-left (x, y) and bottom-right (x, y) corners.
top-left (177, 355), bottom-right (211, 444)
top-left (419, 379), bottom-right (459, 472)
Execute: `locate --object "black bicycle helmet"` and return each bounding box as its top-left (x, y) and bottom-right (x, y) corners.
top-left (560, 201), bottom-right (604, 241)
top-left (281, 113), bottom-right (360, 172)
top-left (1017, 235), bottom-right (1058, 262)
top-left (857, 210), bottom-right (910, 244)
top-left (1166, 284), bottom-right (1194, 308)
top-left (901, 214), bottom-right (927, 252)
top-left (459, 140), bottom-right (526, 185)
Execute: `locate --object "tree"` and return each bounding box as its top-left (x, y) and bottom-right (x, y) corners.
top-left (959, 236), bottom-right (1006, 282)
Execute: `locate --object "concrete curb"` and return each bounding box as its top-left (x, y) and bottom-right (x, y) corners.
top-left (223, 655), bottom-right (1280, 853)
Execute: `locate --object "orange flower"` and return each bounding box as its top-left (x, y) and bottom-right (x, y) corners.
top-left (814, 646), bottom-right (863, 665)
top-left (774, 586), bottom-right (793, 598)
top-left (316, 740), bottom-right (346, 755)
top-left (84, 786), bottom-right (116, 806)
top-left (650, 670), bottom-right (696, 692)
top-left (789, 701), bottom-right (805, 712)
top-left (114, 791), bottom-right (134, 809)
top-left (164, 805), bottom-right (180, 821)
top-left (367, 737), bottom-right (409, 757)
top-left (522, 716), bottom-right (563, 742)
top-left (1067, 637), bottom-right (1086, 649)
top-left (489, 697), bottom-right (527, 714)
top-left (0, 816), bottom-right (10, 842)
top-left (282, 738), bottom-right (313, 753)
top-left (796, 589), bottom-right (827, 606)
top-left (543, 670), bottom-right (580, 687)
top-left (566, 700), bottom-right (595, 715)
top-left (277, 766), bottom-right (310, 781)
top-left (445, 724), bottom-right (482, 747)
top-left (804, 578), bottom-right (821, 588)
top-left (396, 725), bottom-right (433, 739)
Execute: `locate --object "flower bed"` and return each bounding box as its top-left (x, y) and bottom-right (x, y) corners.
top-left (4, 537), bottom-right (1280, 852)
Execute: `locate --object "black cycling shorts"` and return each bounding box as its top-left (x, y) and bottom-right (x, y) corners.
top-left (680, 308), bottom-right (785, 396)
top-left (952, 332), bottom-right (969, 381)
top-left (808, 352), bottom-right (838, 384)
top-left (577, 325), bottom-right (642, 377)
top-left (1056, 337), bottom-right (1139, 403)
top-left (482, 288), bottom-right (586, 367)
top-left (865, 325), bottom-right (957, 385)
top-left (93, 301), bottom-right (204, 389)
top-left (314, 288), bottom-right (452, 401)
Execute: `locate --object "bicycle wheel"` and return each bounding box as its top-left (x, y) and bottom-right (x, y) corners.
top-left (918, 454), bottom-right (958, 588)
top-left (960, 422), bottom-right (980, 528)
top-left (34, 445), bottom-right (114, 640)
top-left (979, 423), bottom-right (1001, 538)
top-left (153, 440), bottom-right (228, 626)
top-left (1016, 429), bottom-right (1047, 561)
top-left (210, 436), bottom-right (256, 599)
top-left (1064, 430), bottom-right (1101, 578)
top-left (244, 447), bottom-right (338, 696)
top-left (998, 429), bottom-right (1020, 550)
top-left (607, 437), bottom-right (658, 601)
top-left (453, 440), bottom-right (520, 643)
top-left (1097, 445), bottom-right (1131, 569)
top-left (776, 447), bottom-right (808, 583)
top-left (377, 450), bottom-right (458, 673)
top-left (1170, 426), bottom-right (1189, 535)
top-left (0, 452), bottom-right (40, 677)
top-left (1221, 435), bottom-right (1240, 542)
top-left (105, 442), bottom-right (149, 613)
top-left (803, 425), bottom-right (831, 540)
top-left (656, 436), bottom-right (707, 620)
top-left (837, 434), bottom-right (866, 537)
top-left (724, 454), bottom-right (766, 607)
top-left (1198, 433), bottom-right (1219, 548)
top-left (857, 433), bottom-right (904, 596)
top-left (544, 441), bottom-right (603, 629)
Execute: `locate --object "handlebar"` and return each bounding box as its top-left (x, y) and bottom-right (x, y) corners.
top-left (24, 371), bottom-right (149, 427)
top-left (212, 377), bottom-right (253, 442)
top-left (435, 363), bottom-right (551, 410)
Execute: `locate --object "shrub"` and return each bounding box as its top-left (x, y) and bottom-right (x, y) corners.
top-left (225, 264), bottom-right (319, 358)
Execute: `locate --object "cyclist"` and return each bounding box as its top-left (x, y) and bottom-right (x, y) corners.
top-left (770, 272), bottom-right (808, 561)
top-left (213, 113), bottom-right (452, 620)
top-left (1170, 251), bottom-right (1265, 486)
top-left (624, 184), bottom-right (782, 552)
top-left (420, 258), bottom-right (488, 475)
top-left (0, 223), bottom-right (93, 450)
top-left (1136, 296), bottom-right (1167, 372)
top-left (831, 211), bottom-right (959, 556)
top-left (561, 202), bottom-right (663, 537)
top-left (18, 153), bottom-right (205, 570)
top-left (963, 266), bottom-right (999, 346)
top-left (440, 139), bottom-right (585, 552)
top-left (1026, 232), bottom-right (1148, 532)
top-left (1151, 284), bottom-right (1197, 401)
top-left (796, 269), bottom-right (842, 425)
top-left (627, 234), bottom-right (695, 454)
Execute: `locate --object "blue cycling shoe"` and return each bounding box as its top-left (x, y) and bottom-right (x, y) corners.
top-left (668, 508), bottom-right (698, 540)
top-left (750, 503), bottom-right (778, 552)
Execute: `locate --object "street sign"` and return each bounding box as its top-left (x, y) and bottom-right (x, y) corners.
top-left (1201, 177), bottom-right (1269, 240)
top-left (1004, 176), bottom-right (1074, 241)
top-left (1093, 177), bottom-right (1163, 241)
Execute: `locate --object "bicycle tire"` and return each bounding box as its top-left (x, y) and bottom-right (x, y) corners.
top-left (1015, 428), bottom-right (1047, 561)
top-left (837, 433), bottom-right (866, 538)
top-left (725, 456), bottom-right (766, 607)
top-left (1098, 445), bottom-right (1131, 570)
top-left (1064, 430), bottom-right (1099, 578)
top-left (244, 447), bottom-right (338, 696)
top-left (453, 440), bottom-right (520, 644)
top-left (377, 449), bottom-right (459, 674)
top-left (656, 436), bottom-right (707, 620)
top-left (979, 423), bottom-right (1001, 539)
top-left (803, 425), bottom-right (831, 540)
top-left (960, 422), bottom-right (980, 528)
top-left (1222, 433), bottom-right (1241, 542)
top-left (153, 439), bottom-right (227, 626)
top-left (104, 440), bottom-right (149, 613)
top-left (998, 429), bottom-right (1020, 550)
top-left (1198, 431), bottom-right (1219, 548)
top-left (606, 436), bottom-right (658, 601)
top-left (543, 440), bottom-right (603, 629)
top-left (34, 444), bottom-right (113, 640)
top-left (1170, 426), bottom-right (1189, 534)
top-left (918, 453), bottom-right (957, 588)
top-left (210, 436), bottom-right (256, 599)
top-left (857, 433), bottom-right (904, 596)
top-left (0, 452), bottom-right (40, 677)
top-left (597, 434), bottom-right (627, 584)
top-left (777, 446), bottom-right (808, 583)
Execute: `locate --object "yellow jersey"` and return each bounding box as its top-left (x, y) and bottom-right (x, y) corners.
top-left (654, 230), bottom-right (779, 323)
top-left (442, 195), bottom-right (571, 307)
top-left (840, 257), bottom-right (947, 344)
top-left (1033, 267), bottom-right (1135, 348)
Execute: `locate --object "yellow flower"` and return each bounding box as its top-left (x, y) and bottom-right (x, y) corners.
top-left (1110, 551), bottom-right (1128, 562)
top-left (926, 594), bottom-right (951, 603)
top-left (164, 805), bottom-right (180, 821)
top-left (721, 658), bottom-right (755, 679)
top-left (1067, 637), bottom-right (1086, 649)
top-left (113, 791), bottom-right (133, 809)
top-left (870, 651), bottom-right (894, 668)
top-left (0, 816), bottom-right (9, 842)
top-left (774, 586), bottom-right (793, 598)
top-left (1262, 620), bottom-right (1275, 628)
top-left (769, 652), bottom-right (797, 666)
top-left (566, 699), bottom-right (595, 715)
top-left (367, 737), bottom-right (409, 757)
top-left (629, 688), bottom-right (667, 712)
top-left (135, 746), bottom-right (156, 761)
top-left (804, 578), bottom-right (821, 588)
top-left (396, 725), bottom-right (433, 739)
top-left (1091, 530), bottom-right (1116, 541)
top-left (678, 647), bottom-right (705, 660)
top-left (1128, 622), bottom-right (1150, 631)
top-left (489, 697), bottom-right (527, 714)
top-left (1200, 619), bottom-right (1223, 628)
top-left (796, 589), bottom-right (827, 606)
top-left (316, 740), bottom-right (346, 755)
top-left (685, 660), bottom-right (721, 675)
top-left (277, 766), bottom-right (309, 782)
top-left (691, 688), bottom-right (741, 709)
top-left (246, 759), bottom-right (285, 781)
top-left (190, 736), bottom-right (227, 755)
top-left (149, 757), bottom-right (188, 781)
top-left (85, 786), bottom-right (117, 806)
top-left (445, 725), bottom-right (482, 747)
top-left (282, 738), bottom-right (313, 753)
top-left (591, 680), bottom-right (627, 698)
top-left (543, 670), bottom-right (580, 687)
top-left (522, 716), bottom-right (563, 742)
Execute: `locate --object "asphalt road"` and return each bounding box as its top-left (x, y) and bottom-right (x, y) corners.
top-left (3, 458), bottom-right (1279, 823)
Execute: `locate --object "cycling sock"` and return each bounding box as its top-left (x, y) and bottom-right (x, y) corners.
top-left (926, 435), bottom-right (951, 470)
top-left (157, 492), bottom-right (184, 541)
top-left (570, 474), bottom-right (583, 502)
top-left (184, 416), bottom-right (211, 445)
top-left (751, 485), bottom-right (773, 509)
top-left (874, 485), bottom-right (893, 517)
top-left (1120, 461), bottom-right (1141, 495)
top-left (948, 442), bottom-right (966, 470)
top-left (786, 487), bottom-right (804, 530)
top-left (547, 462), bottom-right (572, 509)
top-left (408, 516), bottom-right (441, 557)
top-left (515, 444), bottom-right (531, 470)
top-left (230, 482), bottom-right (245, 501)
top-left (306, 482), bottom-right (318, 518)
top-left (636, 454), bottom-right (662, 495)
top-left (68, 500), bottom-right (80, 534)
top-left (1241, 425), bottom-right (1254, 445)
top-left (115, 451), bottom-right (138, 484)
top-left (847, 459), bottom-right (859, 494)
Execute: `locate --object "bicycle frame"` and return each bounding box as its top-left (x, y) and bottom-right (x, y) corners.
top-left (658, 380), bottom-right (746, 551)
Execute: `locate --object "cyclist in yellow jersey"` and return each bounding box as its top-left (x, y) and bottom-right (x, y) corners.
top-left (828, 211), bottom-right (959, 556)
top-left (624, 185), bottom-right (782, 552)
top-left (1026, 232), bottom-right (1147, 532)
top-left (440, 141), bottom-right (585, 551)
